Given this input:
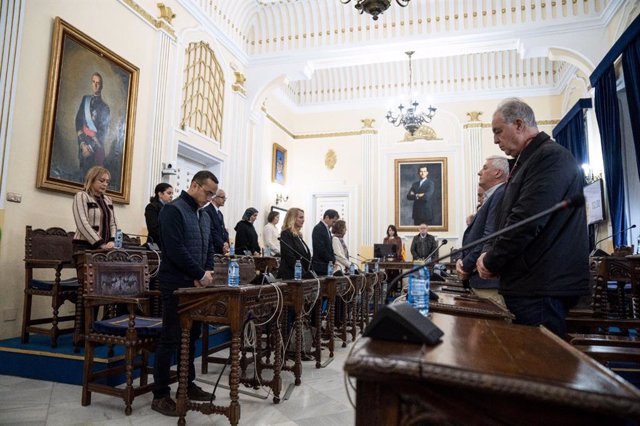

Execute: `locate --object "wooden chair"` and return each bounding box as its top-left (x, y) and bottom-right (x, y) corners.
top-left (21, 226), bottom-right (79, 347)
top-left (81, 250), bottom-right (161, 415)
top-left (567, 255), bottom-right (640, 365)
top-left (201, 255), bottom-right (257, 374)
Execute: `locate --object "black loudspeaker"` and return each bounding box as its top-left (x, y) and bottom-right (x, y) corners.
top-left (363, 303), bottom-right (444, 346)
top-left (590, 248), bottom-right (609, 257)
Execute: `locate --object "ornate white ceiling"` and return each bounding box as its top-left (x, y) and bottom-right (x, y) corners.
top-left (181, 0), bottom-right (628, 107)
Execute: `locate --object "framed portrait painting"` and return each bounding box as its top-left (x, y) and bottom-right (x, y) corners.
top-left (395, 158), bottom-right (448, 232)
top-left (37, 18), bottom-right (139, 203)
top-left (271, 143), bottom-right (287, 185)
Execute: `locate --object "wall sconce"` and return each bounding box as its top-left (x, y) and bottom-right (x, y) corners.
top-left (275, 193), bottom-right (289, 205)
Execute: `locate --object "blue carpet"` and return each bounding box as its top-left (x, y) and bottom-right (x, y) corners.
top-left (0, 325), bottom-right (230, 386)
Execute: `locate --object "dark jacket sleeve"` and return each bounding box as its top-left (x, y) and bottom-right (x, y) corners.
top-left (312, 223), bottom-right (335, 263)
top-left (159, 204), bottom-right (206, 280)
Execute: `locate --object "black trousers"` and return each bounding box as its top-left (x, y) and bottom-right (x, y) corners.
top-left (153, 289), bottom-right (201, 399)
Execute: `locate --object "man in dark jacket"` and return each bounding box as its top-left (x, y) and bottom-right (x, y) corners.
top-left (456, 156), bottom-right (508, 305)
top-left (311, 209), bottom-right (339, 275)
top-left (476, 98), bottom-right (589, 337)
top-left (410, 223), bottom-right (438, 261)
top-left (152, 170), bottom-right (217, 416)
top-left (204, 188), bottom-right (229, 255)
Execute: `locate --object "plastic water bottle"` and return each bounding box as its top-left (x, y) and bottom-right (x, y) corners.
top-left (374, 258), bottom-right (380, 272)
top-left (229, 243), bottom-right (235, 256)
top-left (364, 263), bottom-right (369, 273)
top-left (636, 235), bottom-right (640, 255)
top-left (114, 229), bottom-right (123, 249)
top-left (410, 265), bottom-right (430, 316)
top-left (327, 261), bottom-right (334, 276)
top-left (349, 263), bottom-right (356, 275)
top-left (227, 259), bottom-right (239, 287)
top-left (294, 260), bottom-right (302, 280)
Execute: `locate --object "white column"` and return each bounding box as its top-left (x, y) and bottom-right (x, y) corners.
top-left (0, 0), bottom-right (25, 206)
top-left (463, 123), bottom-right (483, 214)
top-left (148, 29), bottom-right (176, 194)
top-left (360, 128), bottom-right (379, 246)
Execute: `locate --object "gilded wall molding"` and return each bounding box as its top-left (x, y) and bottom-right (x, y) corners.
top-left (463, 119), bottom-right (559, 129)
top-left (121, 0), bottom-right (176, 38)
top-left (231, 71), bottom-right (247, 95)
top-left (264, 111), bottom-right (378, 140)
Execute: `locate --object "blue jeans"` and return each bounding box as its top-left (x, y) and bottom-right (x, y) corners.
top-left (503, 295), bottom-right (579, 337)
top-left (153, 290), bottom-right (201, 399)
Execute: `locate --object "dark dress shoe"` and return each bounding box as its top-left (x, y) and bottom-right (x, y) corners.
top-left (186, 384), bottom-right (212, 401)
top-left (151, 396), bottom-right (178, 417)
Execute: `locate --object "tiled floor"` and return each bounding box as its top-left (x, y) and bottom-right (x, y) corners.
top-left (0, 342), bottom-right (358, 426)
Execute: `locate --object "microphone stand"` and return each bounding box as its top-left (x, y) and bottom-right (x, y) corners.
top-left (387, 195), bottom-right (585, 292)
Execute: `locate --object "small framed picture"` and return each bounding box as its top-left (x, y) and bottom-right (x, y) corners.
top-left (272, 143), bottom-right (287, 185)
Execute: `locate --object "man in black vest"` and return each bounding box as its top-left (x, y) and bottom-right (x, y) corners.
top-left (204, 188), bottom-right (229, 255)
top-left (152, 170), bottom-right (217, 416)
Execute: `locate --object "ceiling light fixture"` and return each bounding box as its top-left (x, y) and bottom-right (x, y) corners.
top-left (340, 0), bottom-right (411, 21)
top-left (386, 51), bottom-right (437, 136)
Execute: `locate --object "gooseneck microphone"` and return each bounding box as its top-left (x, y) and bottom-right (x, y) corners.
top-left (277, 237), bottom-right (317, 278)
top-left (594, 224), bottom-right (636, 247)
top-left (387, 193), bottom-right (586, 290)
top-left (422, 239), bottom-right (448, 262)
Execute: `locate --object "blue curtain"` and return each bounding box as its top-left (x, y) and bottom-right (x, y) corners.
top-left (552, 98), bottom-right (591, 166)
top-left (593, 66), bottom-right (628, 247)
top-left (622, 34), bottom-right (640, 182)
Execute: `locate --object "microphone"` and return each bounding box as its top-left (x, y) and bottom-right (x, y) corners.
top-left (422, 239), bottom-right (448, 262)
top-left (593, 224), bottom-right (636, 247)
top-left (277, 237), bottom-right (317, 278)
top-left (387, 194), bottom-right (585, 290)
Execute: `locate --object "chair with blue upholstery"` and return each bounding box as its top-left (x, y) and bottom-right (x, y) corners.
top-left (80, 249), bottom-right (162, 415)
top-left (21, 226), bottom-right (79, 347)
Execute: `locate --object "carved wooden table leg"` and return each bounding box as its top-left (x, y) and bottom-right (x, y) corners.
top-left (177, 319), bottom-right (191, 426)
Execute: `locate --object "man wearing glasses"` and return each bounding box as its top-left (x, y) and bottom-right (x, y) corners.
top-left (152, 170), bottom-right (218, 416)
top-left (204, 188), bottom-right (230, 255)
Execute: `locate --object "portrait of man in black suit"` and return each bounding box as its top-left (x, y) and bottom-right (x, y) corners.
top-left (396, 158), bottom-right (447, 231)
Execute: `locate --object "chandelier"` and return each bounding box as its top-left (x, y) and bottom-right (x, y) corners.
top-left (340, 0), bottom-right (411, 21)
top-left (386, 51), bottom-right (437, 136)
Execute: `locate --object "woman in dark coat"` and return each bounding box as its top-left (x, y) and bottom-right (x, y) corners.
top-left (234, 207), bottom-right (261, 255)
top-left (144, 183), bottom-right (173, 249)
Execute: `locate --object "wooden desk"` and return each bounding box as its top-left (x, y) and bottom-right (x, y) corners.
top-left (314, 276), bottom-right (351, 368)
top-left (344, 313), bottom-right (640, 425)
top-left (280, 278), bottom-right (321, 385)
top-left (174, 284), bottom-right (285, 426)
top-left (252, 256), bottom-right (279, 274)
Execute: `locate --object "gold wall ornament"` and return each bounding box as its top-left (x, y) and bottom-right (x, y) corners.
top-left (403, 125), bottom-right (439, 141)
top-left (157, 3), bottom-right (176, 24)
top-left (122, 0), bottom-right (175, 38)
top-left (325, 149), bottom-right (337, 170)
top-left (231, 71), bottom-right (247, 95)
top-left (466, 111), bottom-right (483, 122)
top-left (361, 118), bottom-right (375, 128)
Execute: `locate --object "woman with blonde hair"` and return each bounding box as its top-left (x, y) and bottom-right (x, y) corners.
top-left (277, 208), bottom-right (312, 279)
top-left (72, 166), bottom-right (118, 253)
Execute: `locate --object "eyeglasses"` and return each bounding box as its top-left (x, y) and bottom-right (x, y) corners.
top-left (197, 183), bottom-right (216, 200)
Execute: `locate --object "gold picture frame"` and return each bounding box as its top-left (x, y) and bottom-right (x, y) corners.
top-left (271, 143), bottom-right (287, 185)
top-left (395, 157), bottom-right (448, 232)
top-left (37, 17), bottom-right (139, 203)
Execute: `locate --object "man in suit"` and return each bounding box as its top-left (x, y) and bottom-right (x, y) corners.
top-left (410, 223), bottom-right (438, 261)
top-left (456, 156), bottom-right (508, 305)
top-left (476, 98), bottom-right (589, 337)
top-left (311, 209), bottom-right (339, 275)
top-left (204, 188), bottom-right (229, 255)
top-left (407, 165), bottom-right (435, 225)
